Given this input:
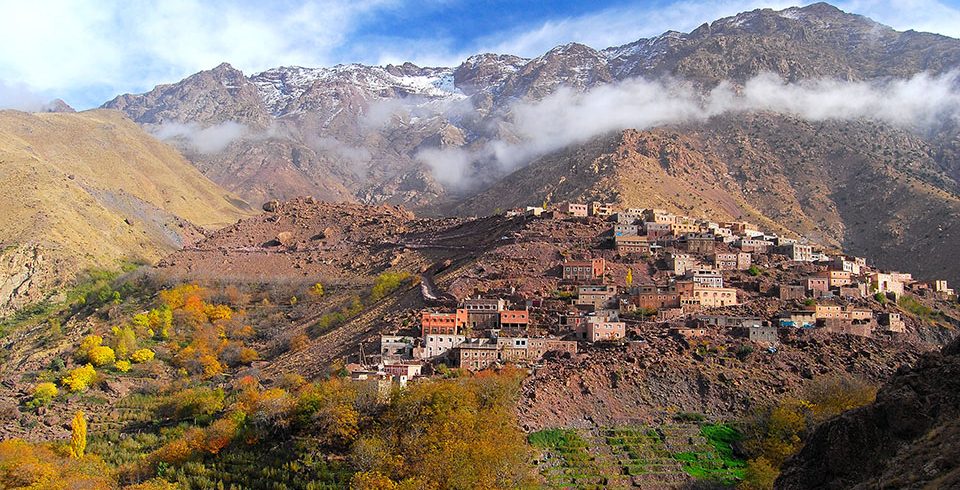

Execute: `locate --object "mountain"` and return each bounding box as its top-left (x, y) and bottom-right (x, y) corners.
top-left (101, 2), bottom-right (960, 282)
top-left (777, 336), bottom-right (960, 489)
top-left (0, 109), bottom-right (251, 316)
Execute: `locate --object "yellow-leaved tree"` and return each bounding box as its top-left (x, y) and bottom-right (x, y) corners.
top-left (626, 268), bottom-right (633, 287)
top-left (69, 411), bottom-right (87, 459)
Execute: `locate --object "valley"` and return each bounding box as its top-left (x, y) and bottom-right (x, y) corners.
top-left (2, 1), bottom-right (960, 489)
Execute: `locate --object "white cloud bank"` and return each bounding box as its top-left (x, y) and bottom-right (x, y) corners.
top-left (151, 121), bottom-right (249, 154)
top-left (418, 70), bottom-right (960, 188)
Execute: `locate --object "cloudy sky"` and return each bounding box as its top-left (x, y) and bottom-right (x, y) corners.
top-left (1, 0), bottom-right (959, 109)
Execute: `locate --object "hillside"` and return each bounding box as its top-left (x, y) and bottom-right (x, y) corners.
top-left (777, 336), bottom-right (960, 489)
top-left (455, 114), bottom-right (960, 284)
top-left (2, 197), bottom-right (959, 487)
top-left (0, 109), bottom-right (251, 316)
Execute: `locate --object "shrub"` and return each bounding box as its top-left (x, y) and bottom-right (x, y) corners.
top-left (310, 283), bottom-right (325, 297)
top-left (77, 335), bottom-right (104, 361)
top-left (29, 382), bottom-right (58, 408)
top-left (899, 295), bottom-right (936, 320)
top-left (370, 271), bottom-right (411, 302)
top-left (62, 364), bottom-right (97, 392)
top-left (673, 412), bottom-right (706, 422)
top-left (131, 348), bottom-right (155, 363)
top-left (87, 345), bottom-right (116, 367)
top-left (734, 344), bottom-right (755, 361)
top-left (874, 292), bottom-right (887, 305)
top-left (746, 266), bottom-right (761, 276)
top-left (156, 387), bottom-right (225, 422)
top-left (114, 360), bottom-right (132, 373)
top-left (287, 333), bottom-right (309, 352)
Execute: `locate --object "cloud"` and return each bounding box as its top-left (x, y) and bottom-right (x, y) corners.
top-left (475, 0), bottom-right (797, 58)
top-left (416, 146), bottom-right (477, 189)
top-left (0, 81), bottom-right (57, 111)
top-left (151, 121), bottom-right (249, 154)
top-left (308, 136), bottom-right (372, 165)
top-left (0, 0), bottom-right (398, 109)
top-left (417, 70), bottom-right (960, 189)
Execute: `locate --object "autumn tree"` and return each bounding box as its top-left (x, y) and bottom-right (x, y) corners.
top-left (626, 268), bottom-right (633, 287)
top-left (69, 411), bottom-right (87, 459)
top-left (28, 382), bottom-right (58, 408)
top-left (111, 325), bottom-right (137, 359)
top-left (61, 364), bottom-right (97, 392)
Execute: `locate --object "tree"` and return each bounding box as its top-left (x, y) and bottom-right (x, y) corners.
top-left (69, 411), bottom-right (87, 459)
top-left (741, 457), bottom-right (779, 490)
top-left (61, 364), bottom-right (97, 392)
top-left (310, 282), bottom-right (325, 297)
top-left (28, 382), bottom-right (58, 408)
top-left (87, 345), bottom-right (116, 367)
top-left (112, 325), bottom-right (137, 359)
top-left (625, 268), bottom-right (633, 287)
top-left (350, 471), bottom-right (398, 490)
top-left (131, 348), bottom-right (156, 363)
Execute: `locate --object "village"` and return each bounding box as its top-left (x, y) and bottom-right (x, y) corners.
top-left (347, 202), bottom-right (957, 386)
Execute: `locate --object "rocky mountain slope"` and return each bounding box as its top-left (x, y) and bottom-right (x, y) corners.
top-left (777, 336), bottom-right (960, 489)
top-left (457, 113), bottom-right (960, 283)
top-left (102, 3), bottom-right (960, 205)
top-left (0, 109), bottom-right (251, 316)
top-left (100, 2), bottom-right (960, 284)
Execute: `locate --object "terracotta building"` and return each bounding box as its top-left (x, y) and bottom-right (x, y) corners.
top-left (562, 258), bottom-right (605, 281)
top-left (421, 310), bottom-right (467, 335)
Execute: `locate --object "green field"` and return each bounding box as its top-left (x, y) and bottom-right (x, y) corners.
top-left (530, 423), bottom-right (746, 488)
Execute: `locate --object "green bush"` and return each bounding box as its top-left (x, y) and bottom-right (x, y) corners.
top-left (369, 271), bottom-right (411, 302)
top-left (898, 295), bottom-right (936, 320)
top-left (673, 412), bottom-right (706, 422)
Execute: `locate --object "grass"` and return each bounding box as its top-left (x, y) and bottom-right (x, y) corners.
top-left (898, 295), bottom-right (939, 322)
top-left (671, 424), bottom-right (746, 485)
top-left (0, 263), bottom-right (149, 341)
top-left (529, 429), bottom-right (611, 489)
top-left (528, 428), bottom-right (583, 449)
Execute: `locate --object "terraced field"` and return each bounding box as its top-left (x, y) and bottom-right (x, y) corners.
top-left (530, 422), bottom-right (746, 488)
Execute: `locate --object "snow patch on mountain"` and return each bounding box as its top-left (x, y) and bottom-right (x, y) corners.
top-left (251, 65), bottom-right (466, 116)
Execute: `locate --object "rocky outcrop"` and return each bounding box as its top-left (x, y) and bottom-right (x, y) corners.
top-left (518, 329), bottom-right (931, 432)
top-left (0, 245), bottom-right (60, 316)
top-left (777, 337), bottom-right (960, 489)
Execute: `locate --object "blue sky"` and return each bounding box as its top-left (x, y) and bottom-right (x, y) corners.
top-left (1, 0), bottom-right (960, 109)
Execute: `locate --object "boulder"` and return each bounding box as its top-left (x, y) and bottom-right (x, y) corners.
top-left (276, 232), bottom-right (295, 247)
top-left (262, 200), bottom-right (280, 212)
